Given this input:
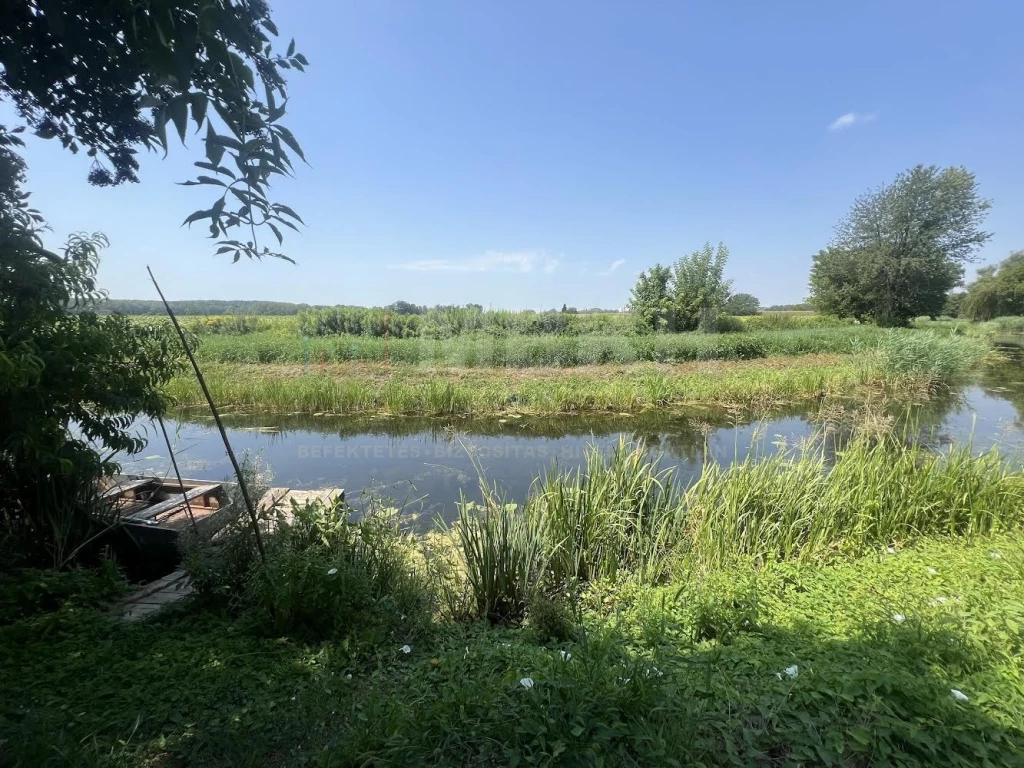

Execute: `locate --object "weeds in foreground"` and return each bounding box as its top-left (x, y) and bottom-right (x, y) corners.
top-left (4, 535), bottom-right (1023, 766)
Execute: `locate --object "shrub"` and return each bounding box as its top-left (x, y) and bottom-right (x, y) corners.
top-left (527, 592), bottom-right (580, 643)
top-left (185, 492), bottom-right (427, 639)
top-left (1, 227), bottom-right (185, 567)
top-left (680, 570), bottom-right (760, 643)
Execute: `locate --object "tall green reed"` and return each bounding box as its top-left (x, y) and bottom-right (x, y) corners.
top-left (530, 441), bottom-right (683, 585)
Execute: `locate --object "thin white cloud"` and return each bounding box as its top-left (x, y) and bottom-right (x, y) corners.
top-left (389, 250), bottom-right (559, 274)
top-left (828, 112), bottom-right (877, 131)
top-left (597, 259), bottom-right (626, 276)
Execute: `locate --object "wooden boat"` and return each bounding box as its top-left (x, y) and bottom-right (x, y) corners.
top-left (100, 476), bottom-right (235, 559)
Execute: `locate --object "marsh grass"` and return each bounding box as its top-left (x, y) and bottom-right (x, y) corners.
top-left (457, 424), bottom-right (1024, 611)
top-left (683, 435), bottom-right (1024, 570)
top-left (860, 330), bottom-right (987, 386)
top-left (450, 488), bottom-right (549, 623)
top-left (166, 358), bottom-right (868, 415)
top-left (532, 442), bottom-right (683, 585)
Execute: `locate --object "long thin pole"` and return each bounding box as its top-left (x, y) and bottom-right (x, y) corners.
top-left (146, 267), bottom-right (269, 569)
top-left (157, 414), bottom-right (198, 534)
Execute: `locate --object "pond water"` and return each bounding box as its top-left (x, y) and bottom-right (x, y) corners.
top-left (119, 358), bottom-right (1024, 524)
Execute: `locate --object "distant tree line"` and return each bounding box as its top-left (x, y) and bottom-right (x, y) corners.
top-left (99, 298), bottom-right (630, 319)
top-left (95, 299), bottom-right (320, 315)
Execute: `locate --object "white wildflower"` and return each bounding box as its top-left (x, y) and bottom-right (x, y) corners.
top-left (784, 665), bottom-right (799, 679)
top-left (326, 568), bottom-right (338, 576)
top-left (400, 644), bottom-right (411, 654)
top-left (559, 650), bottom-right (572, 661)
top-left (886, 546), bottom-right (896, 554)
top-left (892, 614), bottom-right (906, 624)
top-left (951, 689), bottom-right (969, 702)
top-left (926, 567), bottom-right (938, 575)
top-left (990, 551), bottom-right (1002, 560)
top-left (520, 677), bottom-right (534, 689)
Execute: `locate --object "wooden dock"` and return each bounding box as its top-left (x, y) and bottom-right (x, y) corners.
top-left (116, 569), bottom-right (193, 621)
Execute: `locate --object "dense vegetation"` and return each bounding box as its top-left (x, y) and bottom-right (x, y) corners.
top-left (4, 425), bottom-right (1024, 765)
top-left (0, 139), bottom-right (185, 568)
top-left (96, 298), bottom-right (323, 316)
top-left (190, 326), bottom-right (884, 366)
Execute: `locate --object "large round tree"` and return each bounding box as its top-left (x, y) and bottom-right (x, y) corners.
top-left (810, 165), bottom-right (991, 326)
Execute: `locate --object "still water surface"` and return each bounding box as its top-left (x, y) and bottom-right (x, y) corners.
top-left (121, 361), bottom-right (1024, 523)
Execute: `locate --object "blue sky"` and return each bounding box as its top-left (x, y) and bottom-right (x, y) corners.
top-left (8, 0), bottom-right (1024, 309)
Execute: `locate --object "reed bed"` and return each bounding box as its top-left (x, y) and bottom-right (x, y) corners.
top-left (449, 433), bottom-right (1024, 620)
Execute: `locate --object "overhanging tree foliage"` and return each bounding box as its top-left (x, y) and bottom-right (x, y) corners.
top-left (0, 0), bottom-right (307, 262)
top-left (0, 1), bottom-right (304, 565)
top-left (1, 141), bottom-right (187, 565)
top-left (809, 165), bottom-right (991, 326)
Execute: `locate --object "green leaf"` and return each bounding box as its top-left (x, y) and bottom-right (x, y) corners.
top-left (189, 93), bottom-right (208, 131)
top-left (139, 94), bottom-right (163, 109)
top-left (182, 209), bottom-right (213, 226)
top-left (169, 96), bottom-right (189, 144)
top-left (287, 38), bottom-right (296, 57)
top-left (228, 53), bottom-right (256, 89)
top-left (273, 204), bottom-right (304, 224)
top-left (273, 126), bottom-right (306, 162)
top-left (194, 161), bottom-right (236, 178)
top-left (268, 222), bottom-right (283, 245)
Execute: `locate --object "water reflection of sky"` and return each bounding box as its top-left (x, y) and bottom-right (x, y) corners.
top-left (119, 377), bottom-right (1024, 524)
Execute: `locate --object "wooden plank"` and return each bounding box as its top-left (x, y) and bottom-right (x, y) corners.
top-left (101, 477), bottom-right (154, 499)
top-left (125, 484), bottom-right (220, 521)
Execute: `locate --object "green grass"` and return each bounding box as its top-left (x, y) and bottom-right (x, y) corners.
top-left (862, 330), bottom-right (988, 385)
top-left (165, 357), bottom-right (868, 415)
top-left (3, 532), bottom-right (1024, 766)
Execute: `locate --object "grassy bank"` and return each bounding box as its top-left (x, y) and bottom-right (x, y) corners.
top-left (167, 327), bottom-right (987, 416)
top-left (167, 355), bottom-right (873, 415)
